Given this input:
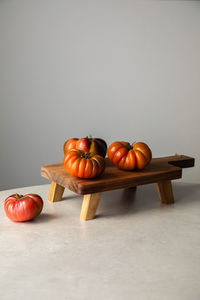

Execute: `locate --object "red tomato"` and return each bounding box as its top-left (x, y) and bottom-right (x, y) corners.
top-left (4, 193), bottom-right (43, 222)
top-left (63, 149), bottom-right (105, 178)
top-left (108, 141), bottom-right (152, 171)
top-left (63, 136), bottom-right (107, 158)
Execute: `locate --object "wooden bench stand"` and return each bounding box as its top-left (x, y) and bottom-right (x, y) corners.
top-left (41, 154), bottom-right (194, 221)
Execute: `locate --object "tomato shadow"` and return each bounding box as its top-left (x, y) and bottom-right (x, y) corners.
top-left (34, 213), bottom-right (59, 223)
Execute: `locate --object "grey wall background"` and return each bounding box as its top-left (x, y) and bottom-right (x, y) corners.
top-left (0, 0), bottom-right (200, 190)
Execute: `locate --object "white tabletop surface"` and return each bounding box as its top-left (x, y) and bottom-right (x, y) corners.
top-left (0, 182), bottom-right (200, 300)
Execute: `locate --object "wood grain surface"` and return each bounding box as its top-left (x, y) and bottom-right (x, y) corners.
top-left (48, 182), bottom-right (65, 202)
top-left (156, 180), bottom-right (174, 204)
top-left (41, 155), bottom-right (194, 195)
top-left (80, 193), bottom-right (102, 220)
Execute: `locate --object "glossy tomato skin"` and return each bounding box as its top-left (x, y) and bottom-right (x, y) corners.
top-left (4, 194), bottom-right (43, 222)
top-left (63, 138), bottom-right (78, 153)
top-left (133, 142), bottom-right (152, 170)
top-left (63, 137), bottom-right (107, 158)
top-left (108, 141), bottom-right (152, 171)
top-left (63, 149), bottom-right (105, 178)
top-left (25, 194), bottom-right (44, 216)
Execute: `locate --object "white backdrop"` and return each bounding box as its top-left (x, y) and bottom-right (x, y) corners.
top-left (0, 0), bottom-right (199, 189)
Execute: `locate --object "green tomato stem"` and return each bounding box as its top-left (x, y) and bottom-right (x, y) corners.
top-left (15, 193), bottom-right (21, 201)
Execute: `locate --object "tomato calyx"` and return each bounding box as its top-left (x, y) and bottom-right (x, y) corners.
top-left (81, 152), bottom-right (94, 159)
top-left (126, 144), bottom-right (133, 150)
top-left (126, 142), bottom-right (136, 150)
top-left (85, 134), bottom-right (93, 141)
top-left (15, 193), bottom-right (23, 201)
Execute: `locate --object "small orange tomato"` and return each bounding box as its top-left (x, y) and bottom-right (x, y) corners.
top-left (108, 141), bottom-right (152, 171)
top-left (63, 149), bottom-right (105, 178)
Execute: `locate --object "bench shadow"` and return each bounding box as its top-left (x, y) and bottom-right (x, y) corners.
top-left (172, 183), bottom-right (200, 204)
top-left (96, 188), bottom-right (138, 219)
top-left (62, 194), bottom-right (81, 201)
top-left (96, 183), bottom-right (200, 219)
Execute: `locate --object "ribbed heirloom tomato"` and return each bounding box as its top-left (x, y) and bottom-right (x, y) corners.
top-left (63, 136), bottom-right (107, 158)
top-left (108, 141), bottom-right (152, 171)
top-left (63, 149), bottom-right (105, 178)
top-left (4, 193), bottom-right (43, 222)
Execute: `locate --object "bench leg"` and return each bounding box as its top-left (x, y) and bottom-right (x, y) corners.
top-left (48, 181), bottom-right (65, 202)
top-left (80, 192), bottom-right (102, 221)
top-left (156, 180), bottom-right (174, 204)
